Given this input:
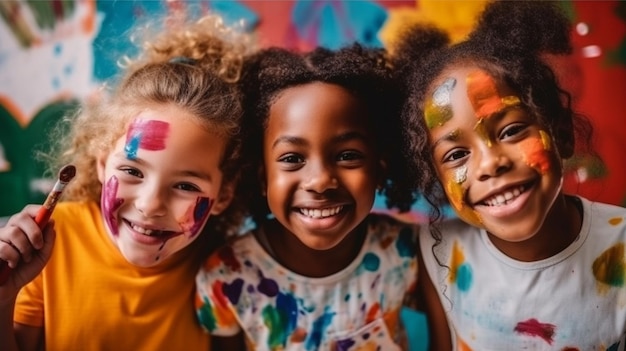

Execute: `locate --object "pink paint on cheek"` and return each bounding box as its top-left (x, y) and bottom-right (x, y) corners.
top-left (513, 318), bottom-right (556, 345)
top-left (101, 176), bottom-right (124, 236)
top-left (124, 119), bottom-right (170, 159)
top-left (178, 197), bottom-right (214, 238)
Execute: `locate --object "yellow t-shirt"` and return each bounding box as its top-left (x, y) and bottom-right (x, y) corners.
top-left (14, 201), bottom-right (211, 350)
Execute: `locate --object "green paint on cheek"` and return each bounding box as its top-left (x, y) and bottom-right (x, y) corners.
top-left (592, 243), bottom-right (626, 287)
top-left (424, 77), bottom-right (456, 129)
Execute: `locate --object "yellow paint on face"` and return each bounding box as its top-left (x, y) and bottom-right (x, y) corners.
top-left (424, 77), bottom-right (456, 129)
top-left (445, 171), bottom-right (483, 227)
top-left (517, 130), bottom-right (552, 174)
top-left (473, 117), bottom-right (491, 147)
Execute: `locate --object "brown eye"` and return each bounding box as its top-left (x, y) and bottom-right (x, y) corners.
top-left (443, 149), bottom-right (469, 163)
top-left (278, 154), bottom-right (304, 164)
top-left (500, 123), bottom-right (527, 140)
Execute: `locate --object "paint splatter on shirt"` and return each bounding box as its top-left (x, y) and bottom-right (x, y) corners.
top-left (420, 196), bottom-right (626, 350)
top-left (196, 214), bottom-right (420, 351)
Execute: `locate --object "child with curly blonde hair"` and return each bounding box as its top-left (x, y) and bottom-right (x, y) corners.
top-left (0, 13), bottom-right (254, 351)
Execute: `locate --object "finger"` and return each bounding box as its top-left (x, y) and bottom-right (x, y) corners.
top-left (5, 206), bottom-right (45, 250)
top-left (0, 225), bottom-right (41, 264)
top-left (37, 222), bottom-right (56, 264)
top-left (0, 237), bottom-right (22, 268)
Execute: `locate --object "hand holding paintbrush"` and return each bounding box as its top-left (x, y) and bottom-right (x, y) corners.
top-left (0, 165), bottom-right (76, 286)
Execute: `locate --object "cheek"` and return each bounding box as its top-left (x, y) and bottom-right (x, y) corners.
top-left (442, 168), bottom-right (483, 227)
top-left (101, 176), bottom-right (124, 236)
top-left (518, 130), bottom-right (554, 174)
top-left (177, 197), bottom-right (214, 238)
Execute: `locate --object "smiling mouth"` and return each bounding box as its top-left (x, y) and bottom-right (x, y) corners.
top-left (299, 206), bottom-right (344, 219)
top-left (126, 220), bottom-right (176, 237)
top-left (481, 184), bottom-right (530, 207)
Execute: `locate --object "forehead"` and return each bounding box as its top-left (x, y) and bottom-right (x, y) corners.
top-left (266, 82), bottom-right (370, 138)
top-left (427, 67), bottom-right (518, 113)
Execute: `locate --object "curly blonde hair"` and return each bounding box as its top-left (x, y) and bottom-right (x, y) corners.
top-left (46, 13), bottom-right (256, 239)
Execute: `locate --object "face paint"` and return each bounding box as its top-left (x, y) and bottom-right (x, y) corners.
top-left (178, 197), bottom-right (214, 238)
top-left (124, 119), bottom-right (170, 160)
top-left (445, 169), bottom-right (482, 227)
top-left (518, 130), bottom-right (552, 174)
top-left (424, 78), bottom-right (456, 129)
top-left (473, 117), bottom-right (492, 147)
top-left (101, 175), bottom-right (124, 236)
top-left (466, 70), bottom-right (521, 119)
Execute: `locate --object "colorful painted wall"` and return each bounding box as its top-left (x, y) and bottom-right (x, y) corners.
top-left (1, 0), bottom-right (625, 221)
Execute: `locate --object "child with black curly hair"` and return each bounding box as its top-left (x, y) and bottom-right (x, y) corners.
top-left (195, 43), bottom-right (424, 350)
top-left (393, 1), bottom-right (626, 350)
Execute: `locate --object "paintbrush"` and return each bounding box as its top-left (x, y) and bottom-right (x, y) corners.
top-left (0, 164), bottom-right (76, 285)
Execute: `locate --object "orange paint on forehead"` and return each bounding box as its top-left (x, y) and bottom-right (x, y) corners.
top-left (518, 130), bottom-right (552, 174)
top-left (466, 70), bottom-right (520, 119)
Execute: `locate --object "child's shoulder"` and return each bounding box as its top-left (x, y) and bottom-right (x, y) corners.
top-left (580, 196), bottom-right (626, 231)
top-left (54, 200), bottom-right (100, 221)
top-left (366, 212), bottom-right (423, 247)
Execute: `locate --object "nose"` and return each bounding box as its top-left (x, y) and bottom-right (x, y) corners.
top-left (476, 144), bottom-right (512, 181)
top-left (301, 159), bottom-right (338, 193)
top-left (134, 183), bottom-right (168, 217)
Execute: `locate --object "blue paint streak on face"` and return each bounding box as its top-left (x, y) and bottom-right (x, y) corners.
top-left (305, 308), bottom-right (335, 350)
top-left (396, 226), bottom-right (416, 257)
top-left (124, 133), bottom-right (141, 160)
top-left (194, 197), bottom-right (211, 222)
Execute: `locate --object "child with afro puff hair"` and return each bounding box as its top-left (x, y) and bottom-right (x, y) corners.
top-left (393, 1), bottom-right (626, 350)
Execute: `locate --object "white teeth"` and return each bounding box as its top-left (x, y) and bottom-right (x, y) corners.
top-left (485, 186), bottom-right (524, 207)
top-left (300, 206), bottom-right (343, 219)
top-left (131, 224), bottom-right (155, 236)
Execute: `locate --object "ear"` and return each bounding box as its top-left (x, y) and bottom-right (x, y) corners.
top-left (377, 159), bottom-right (388, 191)
top-left (258, 165), bottom-right (267, 197)
top-left (555, 121), bottom-right (575, 159)
top-left (96, 152), bottom-right (107, 184)
top-left (211, 182), bottom-right (235, 215)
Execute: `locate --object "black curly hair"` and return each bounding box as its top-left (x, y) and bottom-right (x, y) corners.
top-left (392, 1), bottom-right (594, 241)
top-left (237, 43), bottom-right (418, 226)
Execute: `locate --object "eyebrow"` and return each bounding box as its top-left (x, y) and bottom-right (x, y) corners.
top-left (432, 129), bottom-right (461, 150)
top-left (112, 152), bottom-right (213, 182)
top-left (271, 131), bottom-right (369, 149)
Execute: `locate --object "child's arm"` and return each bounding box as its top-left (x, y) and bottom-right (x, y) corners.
top-left (416, 240), bottom-right (453, 351)
top-left (0, 205), bottom-right (55, 351)
top-left (211, 333), bottom-right (247, 351)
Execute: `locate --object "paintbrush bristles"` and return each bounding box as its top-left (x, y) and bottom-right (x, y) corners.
top-left (59, 164), bottom-right (76, 183)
